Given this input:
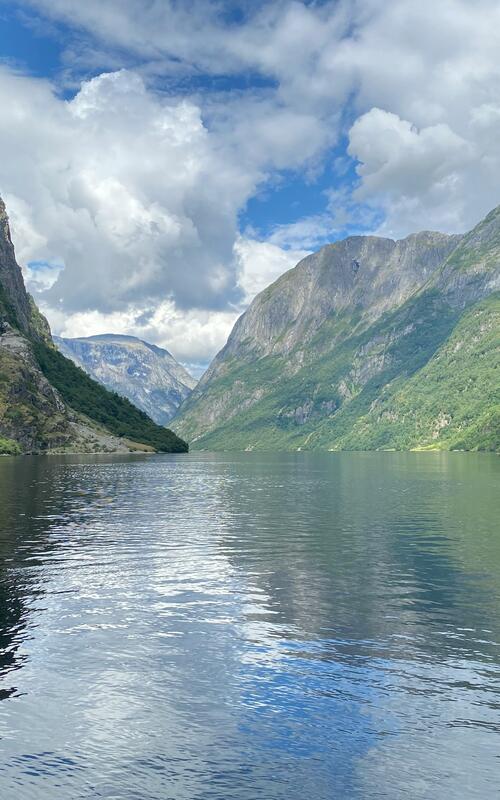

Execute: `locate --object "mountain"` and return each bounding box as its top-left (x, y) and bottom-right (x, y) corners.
top-left (54, 334), bottom-right (196, 425)
top-left (172, 207), bottom-right (500, 452)
top-left (0, 197), bottom-right (187, 455)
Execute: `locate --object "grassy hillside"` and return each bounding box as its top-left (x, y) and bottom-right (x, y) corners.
top-left (336, 294), bottom-right (499, 451)
top-left (173, 205), bottom-right (500, 453)
top-left (33, 341), bottom-right (188, 453)
top-left (181, 292), bottom-right (498, 452)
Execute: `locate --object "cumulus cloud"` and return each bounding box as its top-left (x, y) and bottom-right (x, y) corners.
top-left (1, 68), bottom-right (249, 314)
top-left (340, 1), bottom-right (500, 235)
top-left (0, 59), bottom-right (332, 365)
top-left (42, 236), bottom-right (308, 371)
top-left (349, 110), bottom-right (473, 196)
top-left (235, 237), bottom-right (310, 300)
top-left (3, 0), bottom-right (500, 364)
top-left (347, 109), bottom-right (476, 234)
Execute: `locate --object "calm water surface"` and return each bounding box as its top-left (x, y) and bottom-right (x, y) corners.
top-left (0, 452), bottom-right (498, 799)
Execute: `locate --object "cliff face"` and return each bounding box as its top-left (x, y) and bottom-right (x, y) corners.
top-left (55, 335), bottom-right (196, 425)
top-left (204, 230), bottom-right (462, 375)
top-left (0, 326), bottom-right (70, 453)
top-left (0, 199), bottom-right (33, 337)
top-left (172, 208), bottom-right (500, 452)
top-left (0, 199), bottom-right (75, 453)
top-left (0, 198), bottom-right (188, 454)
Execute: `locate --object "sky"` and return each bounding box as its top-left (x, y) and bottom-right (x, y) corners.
top-left (1, 0), bottom-right (500, 375)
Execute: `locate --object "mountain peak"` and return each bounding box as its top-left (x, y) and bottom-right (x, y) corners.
top-left (83, 333), bottom-right (175, 359)
top-left (55, 334), bottom-right (196, 425)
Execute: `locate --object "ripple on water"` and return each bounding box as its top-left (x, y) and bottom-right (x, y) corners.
top-left (0, 452), bottom-right (499, 799)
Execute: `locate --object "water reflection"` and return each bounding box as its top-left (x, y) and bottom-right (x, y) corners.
top-left (0, 452), bottom-right (498, 799)
top-left (215, 453), bottom-right (500, 658)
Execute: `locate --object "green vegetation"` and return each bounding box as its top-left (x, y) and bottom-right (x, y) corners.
top-left (27, 295), bottom-right (52, 343)
top-left (0, 435), bottom-right (21, 455)
top-left (337, 294), bottom-right (500, 452)
top-left (179, 292), bottom-right (499, 453)
top-left (0, 344), bottom-right (71, 451)
top-left (33, 341), bottom-right (188, 453)
top-left (443, 206), bottom-right (500, 274)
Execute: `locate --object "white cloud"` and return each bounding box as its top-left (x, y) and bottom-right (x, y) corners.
top-left (1, 68), bottom-right (249, 314)
top-left (235, 237), bottom-right (310, 300)
top-left (46, 236), bottom-right (309, 369)
top-left (47, 300), bottom-right (239, 374)
top-left (347, 108), bottom-right (476, 235)
top-left (339, 1), bottom-right (500, 235)
top-left (346, 101), bottom-right (500, 237)
top-left (349, 110), bottom-right (473, 196)
top-left (3, 0), bottom-right (500, 363)
top-left (0, 62), bottom-right (333, 363)
top-left (16, 0), bottom-right (500, 236)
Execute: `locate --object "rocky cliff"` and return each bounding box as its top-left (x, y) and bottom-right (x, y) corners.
top-left (172, 207), bottom-right (500, 452)
top-left (55, 335), bottom-right (196, 425)
top-left (0, 198), bottom-right (187, 454)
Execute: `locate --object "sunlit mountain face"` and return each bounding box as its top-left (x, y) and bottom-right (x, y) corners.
top-left (172, 207), bottom-right (500, 452)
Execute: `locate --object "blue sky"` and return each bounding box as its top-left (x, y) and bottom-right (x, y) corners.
top-left (0, 2), bottom-right (363, 245)
top-left (0, 5), bottom-right (62, 77)
top-left (0, 1), bottom-right (499, 369)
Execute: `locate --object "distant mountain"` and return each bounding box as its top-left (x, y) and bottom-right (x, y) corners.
top-left (0, 197), bottom-right (188, 454)
top-left (55, 334), bottom-right (196, 425)
top-left (172, 207), bottom-right (500, 452)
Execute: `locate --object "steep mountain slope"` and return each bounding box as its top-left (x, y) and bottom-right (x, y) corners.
top-left (172, 208), bottom-right (500, 451)
top-left (0, 198), bottom-right (187, 454)
top-left (55, 334), bottom-right (196, 425)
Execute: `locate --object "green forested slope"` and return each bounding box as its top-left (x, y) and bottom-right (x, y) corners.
top-left (331, 293), bottom-right (499, 451)
top-left (173, 208), bottom-right (500, 452)
top-left (0, 197), bottom-right (188, 454)
top-left (177, 294), bottom-right (498, 452)
top-left (33, 342), bottom-right (188, 452)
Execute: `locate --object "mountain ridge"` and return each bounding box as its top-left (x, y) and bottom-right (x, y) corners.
top-left (54, 334), bottom-right (196, 425)
top-left (73, 333), bottom-right (174, 355)
top-left (172, 208), bottom-right (500, 452)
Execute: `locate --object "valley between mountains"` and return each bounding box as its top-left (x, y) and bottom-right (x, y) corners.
top-left (1, 195), bottom-right (499, 455)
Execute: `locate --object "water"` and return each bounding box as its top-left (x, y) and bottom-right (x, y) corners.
top-left (0, 452), bottom-right (498, 799)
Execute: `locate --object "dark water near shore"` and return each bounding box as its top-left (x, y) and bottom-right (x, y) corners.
top-left (0, 452), bottom-right (498, 799)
